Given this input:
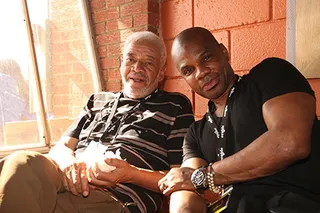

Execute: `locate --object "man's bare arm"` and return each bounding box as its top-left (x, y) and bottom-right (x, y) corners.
top-left (89, 157), bottom-right (169, 192)
top-left (212, 92), bottom-right (315, 185)
top-left (181, 157), bottom-right (207, 169)
top-left (128, 166), bottom-right (168, 192)
top-left (48, 136), bottom-right (78, 169)
top-left (48, 136), bottom-right (90, 196)
top-left (135, 157), bottom-right (207, 192)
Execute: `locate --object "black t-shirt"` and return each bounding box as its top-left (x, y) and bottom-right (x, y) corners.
top-left (183, 58), bottom-right (320, 202)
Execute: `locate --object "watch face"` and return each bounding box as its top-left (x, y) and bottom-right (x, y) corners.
top-left (191, 167), bottom-right (206, 187)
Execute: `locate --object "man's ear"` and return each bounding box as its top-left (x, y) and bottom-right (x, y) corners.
top-left (219, 44), bottom-right (230, 61)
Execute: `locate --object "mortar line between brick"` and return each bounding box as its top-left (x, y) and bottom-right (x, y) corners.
top-left (270, 0), bottom-right (274, 20)
top-left (192, 0), bottom-right (194, 27)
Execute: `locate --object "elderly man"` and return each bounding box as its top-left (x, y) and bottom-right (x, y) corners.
top-left (0, 31), bottom-right (194, 213)
top-left (159, 27), bottom-right (320, 213)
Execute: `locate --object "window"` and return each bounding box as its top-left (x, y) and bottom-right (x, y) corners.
top-left (0, 0), bottom-right (101, 155)
top-left (286, 0), bottom-right (320, 78)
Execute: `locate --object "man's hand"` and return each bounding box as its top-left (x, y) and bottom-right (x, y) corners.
top-left (87, 165), bottom-right (116, 189)
top-left (158, 167), bottom-right (195, 196)
top-left (48, 137), bottom-right (90, 197)
top-left (88, 158), bottom-right (133, 187)
top-left (61, 159), bottom-right (89, 197)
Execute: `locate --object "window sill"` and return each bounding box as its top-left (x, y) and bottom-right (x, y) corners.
top-left (0, 144), bottom-right (51, 159)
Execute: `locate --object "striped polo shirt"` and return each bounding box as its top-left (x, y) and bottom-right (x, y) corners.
top-left (63, 89), bottom-right (194, 213)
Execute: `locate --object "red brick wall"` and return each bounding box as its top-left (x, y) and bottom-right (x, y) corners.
top-left (48, 0), bottom-right (160, 118)
top-left (90, 0), bottom-right (160, 91)
top-left (51, 0), bottom-right (94, 117)
top-left (159, 0), bottom-right (320, 119)
top-left (49, 0), bottom-right (320, 119)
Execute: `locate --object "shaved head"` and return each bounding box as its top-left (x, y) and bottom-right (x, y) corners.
top-left (171, 27), bottom-right (222, 66)
top-left (174, 27), bottom-right (219, 47)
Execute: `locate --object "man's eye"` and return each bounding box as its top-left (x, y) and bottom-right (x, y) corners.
top-left (145, 61), bottom-right (153, 66)
top-left (182, 67), bottom-right (194, 76)
top-left (125, 58), bottom-right (135, 64)
top-left (203, 55), bottom-right (211, 62)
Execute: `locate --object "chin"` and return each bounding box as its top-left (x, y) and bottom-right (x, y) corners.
top-left (124, 87), bottom-right (149, 99)
top-left (197, 90), bottom-right (216, 100)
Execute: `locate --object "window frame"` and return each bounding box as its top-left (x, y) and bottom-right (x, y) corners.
top-left (0, 0), bottom-right (102, 156)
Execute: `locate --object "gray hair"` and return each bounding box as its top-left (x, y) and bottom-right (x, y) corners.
top-left (122, 31), bottom-right (167, 68)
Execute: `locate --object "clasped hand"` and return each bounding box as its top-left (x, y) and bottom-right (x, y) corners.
top-left (158, 167), bottom-right (195, 196)
top-left (61, 157), bottom-right (131, 197)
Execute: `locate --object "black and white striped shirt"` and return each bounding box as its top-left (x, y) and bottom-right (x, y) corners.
top-left (64, 89), bottom-right (194, 213)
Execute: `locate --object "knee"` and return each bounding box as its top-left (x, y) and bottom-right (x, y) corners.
top-left (3, 150), bottom-right (60, 183)
top-left (169, 191), bottom-right (207, 213)
top-left (170, 201), bottom-right (206, 213)
top-left (6, 150), bottom-right (42, 164)
top-left (172, 206), bottom-right (200, 213)
top-left (4, 151), bottom-right (52, 173)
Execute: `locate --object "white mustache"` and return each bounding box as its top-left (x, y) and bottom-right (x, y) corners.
top-left (128, 73), bottom-right (148, 82)
top-left (129, 73), bottom-right (146, 79)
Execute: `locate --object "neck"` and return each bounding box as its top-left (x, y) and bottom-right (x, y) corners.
top-left (123, 92), bottom-right (142, 99)
top-left (123, 88), bottom-right (158, 100)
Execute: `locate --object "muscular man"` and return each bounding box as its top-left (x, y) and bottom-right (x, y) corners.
top-left (159, 27), bottom-right (320, 213)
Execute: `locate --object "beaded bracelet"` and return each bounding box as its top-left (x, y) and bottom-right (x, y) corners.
top-left (207, 163), bottom-right (222, 195)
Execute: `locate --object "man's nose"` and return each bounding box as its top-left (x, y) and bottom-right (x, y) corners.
top-left (132, 60), bottom-right (144, 72)
top-left (195, 66), bottom-right (209, 80)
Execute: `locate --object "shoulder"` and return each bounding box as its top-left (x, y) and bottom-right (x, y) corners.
top-left (184, 118), bottom-right (207, 144)
top-left (248, 57), bottom-right (304, 79)
top-left (157, 90), bottom-right (193, 107)
top-left (87, 91), bottom-right (119, 108)
top-left (188, 115), bottom-right (207, 132)
top-left (254, 57), bottom-right (292, 67)
top-left (243, 57), bottom-right (314, 102)
top-left (91, 91), bottom-right (118, 100)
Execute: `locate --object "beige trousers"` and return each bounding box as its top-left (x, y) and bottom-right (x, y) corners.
top-left (0, 151), bottom-right (131, 213)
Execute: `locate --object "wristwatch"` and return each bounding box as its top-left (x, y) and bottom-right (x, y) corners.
top-left (191, 166), bottom-right (208, 192)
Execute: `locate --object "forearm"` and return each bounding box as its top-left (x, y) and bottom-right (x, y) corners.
top-left (129, 166), bottom-right (168, 192)
top-left (181, 157), bottom-right (207, 169)
top-left (213, 128), bottom-right (310, 185)
top-left (48, 136), bottom-right (78, 168)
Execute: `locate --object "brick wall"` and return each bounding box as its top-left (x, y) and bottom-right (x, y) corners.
top-left (50, 0), bottom-right (320, 120)
top-left (51, 0), bottom-right (94, 117)
top-left (159, 0), bottom-right (320, 119)
top-left (90, 0), bottom-right (160, 91)
top-left (44, 0), bottom-right (161, 141)
top-left (160, 0), bottom-right (291, 119)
